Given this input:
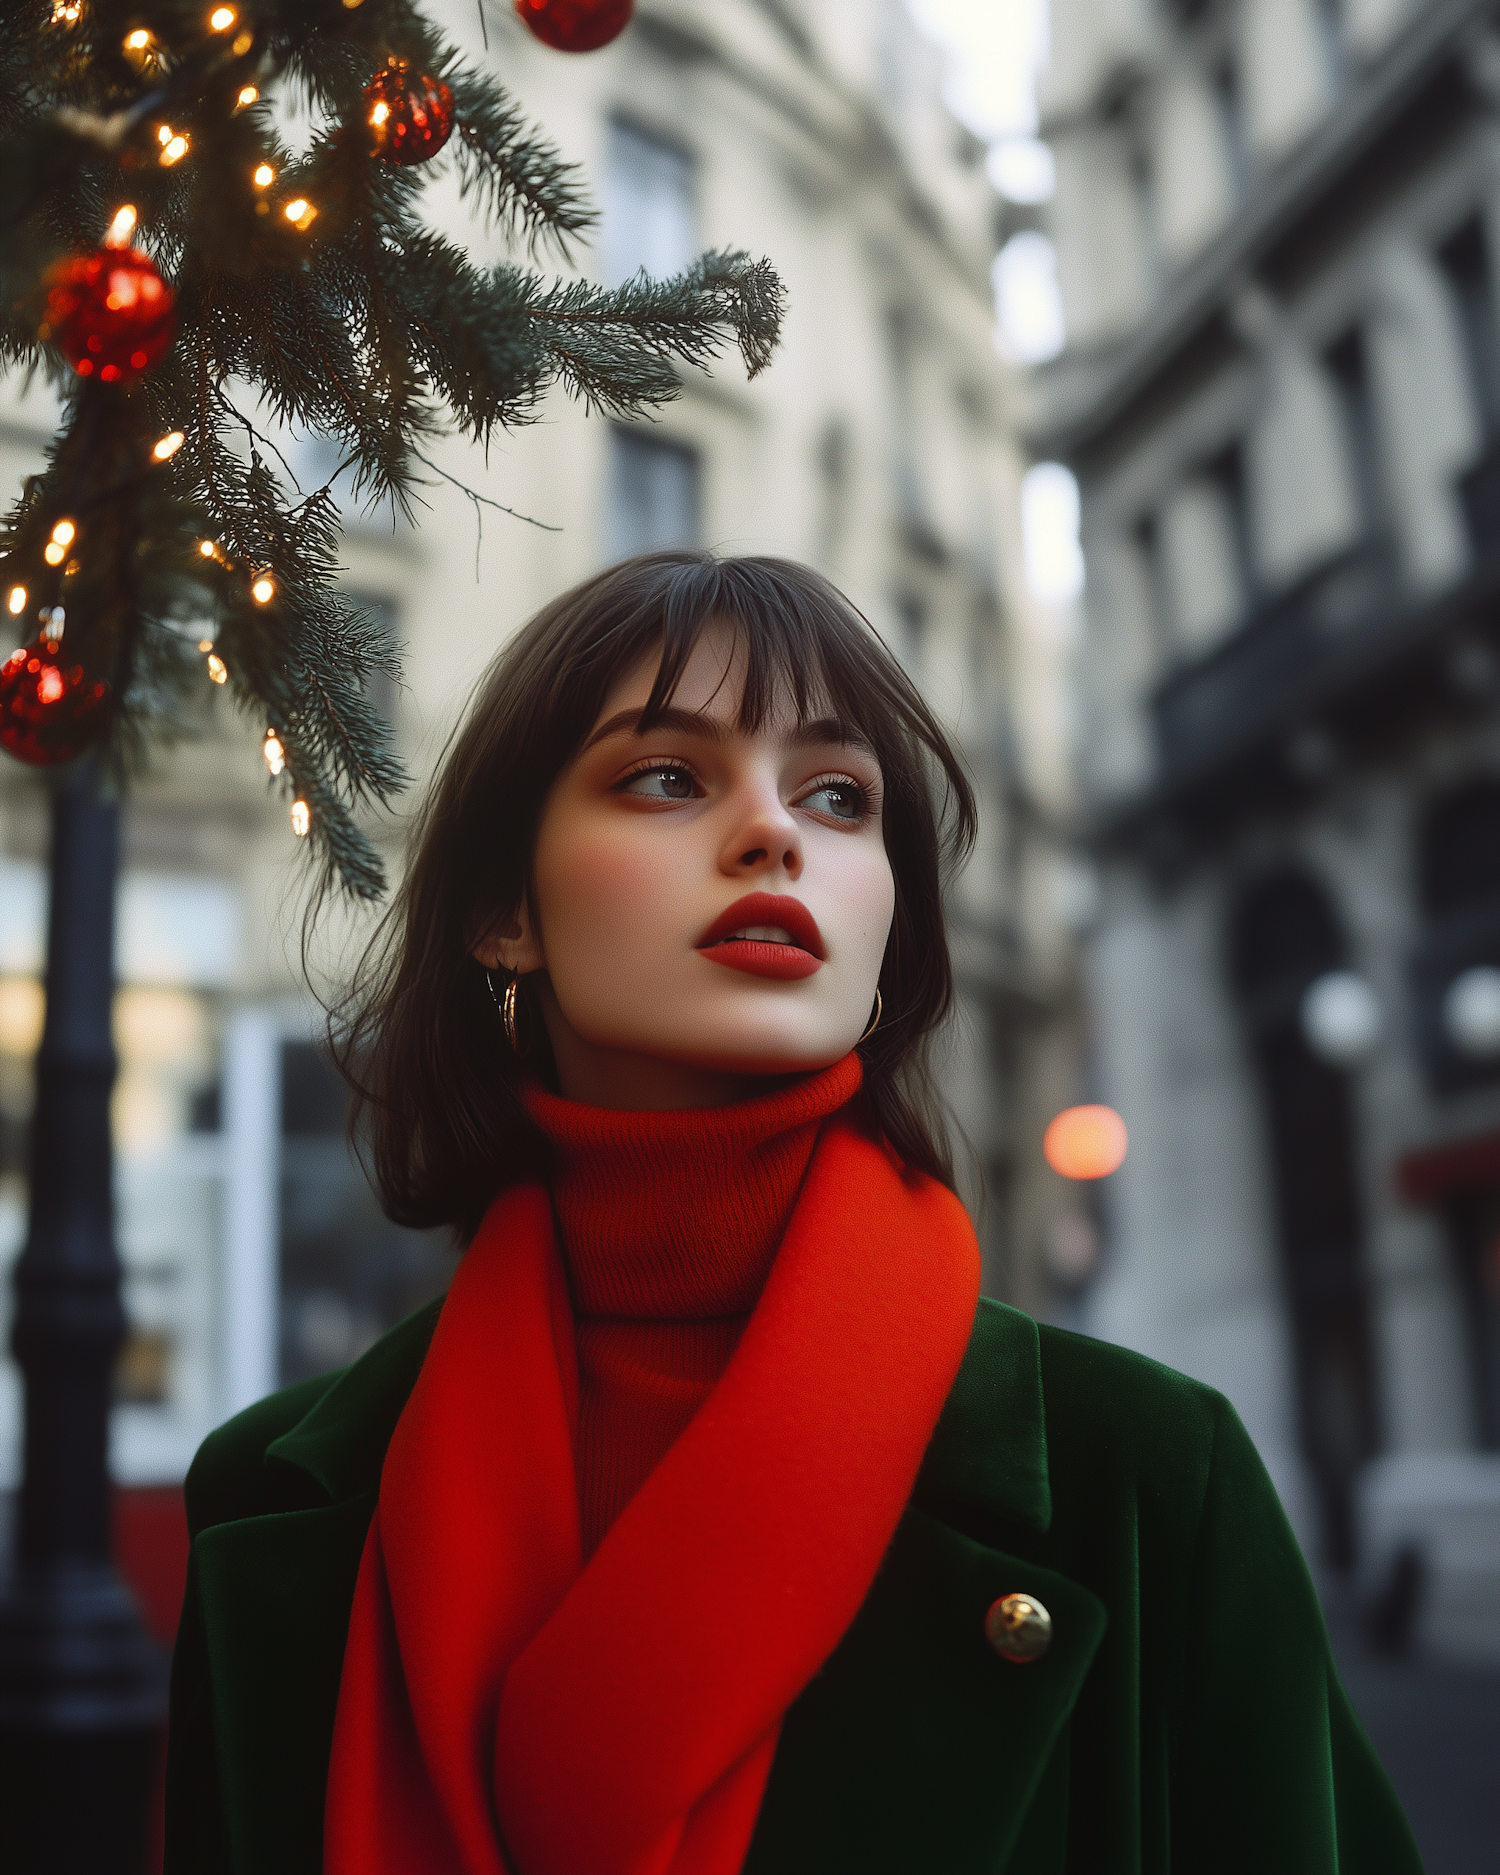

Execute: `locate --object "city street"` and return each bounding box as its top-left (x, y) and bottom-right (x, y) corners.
top-left (1327, 1603), bottom-right (1500, 1875)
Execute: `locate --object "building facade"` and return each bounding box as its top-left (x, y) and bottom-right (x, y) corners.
top-left (0, 1), bottom-right (1079, 1502)
top-left (1041, 0), bottom-right (1500, 1657)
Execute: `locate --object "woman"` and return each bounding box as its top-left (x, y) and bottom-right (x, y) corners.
top-left (165, 552), bottom-right (1422, 1875)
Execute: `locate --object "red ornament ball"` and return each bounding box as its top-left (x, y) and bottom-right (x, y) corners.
top-left (365, 62), bottom-right (455, 165)
top-left (0, 638), bottom-right (111, 767)
top-left (514, 0), bottom-right (633, 53)
top-left (43, 248), bottom-right (176, 384)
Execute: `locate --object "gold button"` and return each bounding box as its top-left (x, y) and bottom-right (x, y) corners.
top-left (985, 1591), bottom-right (1052, 1664)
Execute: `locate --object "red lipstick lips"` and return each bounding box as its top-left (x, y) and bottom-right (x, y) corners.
top-left (696, 892), bottom-right (824, 981)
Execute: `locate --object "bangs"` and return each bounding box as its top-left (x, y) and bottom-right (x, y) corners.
top-left (567, 554), bottom-right (957, 791)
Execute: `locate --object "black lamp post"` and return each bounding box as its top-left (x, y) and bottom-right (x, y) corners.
top-left (0, 759), bottom-right (166, 1874)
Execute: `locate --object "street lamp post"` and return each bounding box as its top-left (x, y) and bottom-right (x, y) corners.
top-left (0, 759), bottom-right (165, 1875)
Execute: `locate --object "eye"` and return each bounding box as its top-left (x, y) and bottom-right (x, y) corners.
top-left (799, 777), bottom-right (867, 822)
top-left (617, 762), bottom-right (700, 802)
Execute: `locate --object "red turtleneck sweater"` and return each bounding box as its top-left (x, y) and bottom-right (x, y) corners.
top-left (523, 1055), bottom-right (863, 1556)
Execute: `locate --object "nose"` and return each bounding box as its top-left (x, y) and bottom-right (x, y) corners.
top-left (718, 779), bottom-right (803, 881)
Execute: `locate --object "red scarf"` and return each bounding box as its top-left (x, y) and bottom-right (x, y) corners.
top-left (324, 1062), bottom-right (980, 1875)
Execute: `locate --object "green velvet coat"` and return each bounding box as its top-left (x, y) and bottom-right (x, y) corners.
top-left (164, 1294), bottom-right (1423, 1874)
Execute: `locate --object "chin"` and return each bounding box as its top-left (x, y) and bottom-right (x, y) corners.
top-left (665, 1020), bottom-right (859, 1077)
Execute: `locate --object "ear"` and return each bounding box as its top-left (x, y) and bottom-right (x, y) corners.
top-left (469, 900), bottom-right (546, 976)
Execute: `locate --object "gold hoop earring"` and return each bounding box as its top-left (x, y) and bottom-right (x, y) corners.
top-left (858, 987), bottom-right (882, 1046)
top-left (486, 969), bottom-right (522, 1054)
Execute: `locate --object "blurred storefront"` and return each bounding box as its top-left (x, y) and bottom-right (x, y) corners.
top-left (1039, 0), bottom-right (1500, 1660)
top-left (0, 0), bottom-right (1079, 1518)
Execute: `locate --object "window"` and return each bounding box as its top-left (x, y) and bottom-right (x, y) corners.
top-left (1208, 441), bottom-right (1256, 605)
top-left (601, 119), bottom-right (696, 286)
top-left (1324, 327), bottom-right (1382, 531)
top-left (1313, 0), bottom-right (1348, 92)
top-left (1438, 218), bottom-right (1500, 441)
top-left (607, 429), bottom-right (701, 560)
top-left (1213, 57), bottom-right (1251, 200)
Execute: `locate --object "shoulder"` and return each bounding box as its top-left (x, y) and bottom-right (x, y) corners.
top-left (184, 1293), bottom-right (446, 1536)
top-left (929, 1298), bottom-right (1255, 1537)
top-left (184, 1372), bottom-right (345, 1536)
top-left (1035, 1316), bottom-right (1231, 1465)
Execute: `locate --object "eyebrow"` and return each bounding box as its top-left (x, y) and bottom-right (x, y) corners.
top-left (582, 705), bottom-right (877, 758)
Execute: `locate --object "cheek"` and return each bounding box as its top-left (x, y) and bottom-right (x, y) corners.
top-left (533, 815), bottom-right (688, 955)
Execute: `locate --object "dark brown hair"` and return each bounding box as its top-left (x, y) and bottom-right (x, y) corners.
top-left (332, 550), bottom-right (976, 1240)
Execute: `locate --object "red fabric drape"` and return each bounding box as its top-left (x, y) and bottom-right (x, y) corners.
top-left (325, 1083), bottom-right (980, 1875)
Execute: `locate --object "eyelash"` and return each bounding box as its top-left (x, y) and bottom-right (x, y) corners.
top-left (612, 760), bottom-right (875, 821)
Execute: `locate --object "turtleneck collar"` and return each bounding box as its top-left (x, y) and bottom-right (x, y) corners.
top-left (521, 1054), bottom-right (863, 1321)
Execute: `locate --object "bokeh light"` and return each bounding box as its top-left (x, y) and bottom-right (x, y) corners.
top-left (1043, 1104), bottom-right (1128, 1181)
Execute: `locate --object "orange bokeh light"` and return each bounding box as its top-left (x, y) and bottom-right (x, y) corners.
top-left (1043, 1104), bottom-right (1128, 1181)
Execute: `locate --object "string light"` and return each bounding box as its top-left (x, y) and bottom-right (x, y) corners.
top-left (206, 652), bottom-right (228, 684)
top-left (232, 27), bottom-right (253, 53)
top-left (52, 2), bottom-right (83, 20)
top-left (198, 539), bottom-right (218, 559)
top-left (236, 85), bottom-right (258, 108)
top-left (263, 729), bottom-right (286, 776)
top-left (369, 100), bottom-right (390, 128)
top-left (160, 130), bottom-right (189, 165)
top-left (197, 637), bottom-right (214, 653)
top-left (283, 198), bottom-right (317, 231)
top-left (253, 163), bottom-right (275, 187)
top-left (40, 606), bottom-right (65, 644)
top-left (290, 799), bottom-right (310, 837)
top-left (209, 6), bottom-right (237, 29)
top-left (105, 205), bottom-right (137, 249)
top-left (153, 431), bottom-right (185, 461)
top-left (43, 519), bottom-right (76, 566)
top-left (49, 519), bottom-right (76, 546)
top-left (251, 575), bottom-right (275, 604)
top-left (124, 28), bottom-right (151, 48)
top-left (7, 586), bottom-right (26, 616)
top-left (157, 124), bottom-right (173, 145)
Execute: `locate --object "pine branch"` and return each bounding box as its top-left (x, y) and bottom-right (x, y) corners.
top-left (0, 0), bottom-right (785, 897)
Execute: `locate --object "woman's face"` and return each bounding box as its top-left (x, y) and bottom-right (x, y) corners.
top-left (474, 625), bottom-right (895, 1109)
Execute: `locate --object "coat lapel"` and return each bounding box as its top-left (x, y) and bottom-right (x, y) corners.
top-left (191, 1300), bottom-right (442, 1874)
top-left (745, 1299), bottom-right (1107, 1875)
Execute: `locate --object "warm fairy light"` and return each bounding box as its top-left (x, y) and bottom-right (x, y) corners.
top-left (236, 84), bottom-right (258, 107)
top-left (105, 205), bottom-right (137, 249)
top-left (209, 6), bottom-right (237, 29)
top-left (50, 519), bottom-right (76, 547)
top-left (125, 28), bottom-right (151, 48)
top-left (263, 729), bottom-right (286, 776)
top-left (206, 652), bottom-right (228, 684)
top-left (158, 124), bottom-right (173, 145)
top-left (369, 100), bottom-right (390, 127)
top-left (53, 2), bottom-right (83, 20)
top-left (1042, 1105), bottom-right (1129, 1182)
top-left (44, 542), bottom-right (66, 565)
top-left (290, 799), bottom-right (310, 837)
top-left (161, 134), bottom-right (190, 166)
top-left (232, 27), bottom-right (253, 53)
top-left (283, 198), bottom-right (317, 230)
top-left (251, 575), bottom-right (275, 604)
top-left (40, 606), bottom-right (65, 642)
top-left (253, 162), bottom-right (275, 187)
top-left (153, 431), bottom-right (185, 461)
top-left (7, 586), bottom-right (26, 616)
top-left (197, 637), bottom-right (214, 653)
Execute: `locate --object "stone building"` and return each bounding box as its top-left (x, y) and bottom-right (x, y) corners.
top-left (1040, 0), bottom-right (1500, 1656)
top-left (0, 1), bottom-right (1079, 1497)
